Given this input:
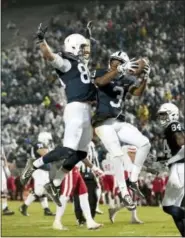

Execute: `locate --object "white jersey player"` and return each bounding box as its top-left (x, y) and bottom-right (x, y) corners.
top-left (53, 141), bottom-right (102, 230)
top-left (21, 22), bottom-right (109, 207)
top-left (93, 51), bottom-right (151, 210)
top-left (1, 146), bottom-right (14, 215)
top-left (107, 145), bottom-right (144, 224)
top-left (19, 132), bottom-right (55, 216)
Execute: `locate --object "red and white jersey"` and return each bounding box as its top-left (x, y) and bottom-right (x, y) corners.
top-left (101, 154), bottom-right (114, 175)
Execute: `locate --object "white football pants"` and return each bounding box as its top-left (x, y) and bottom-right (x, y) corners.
top-left (162, 163), bottom-right (184, 206)
top-left (63, 102), bottom-right (92, 152)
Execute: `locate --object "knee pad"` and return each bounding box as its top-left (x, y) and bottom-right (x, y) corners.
top-left (62, 149), bottom-right (87, 171)
top-left (62, 148), bottom-right (78, 171)
top-left (43, 146), bottom-right (69, 163)
top-left (53, 146), bottom-right (69, 160)
top-left (77, 151), bottom-right (87, 161)
top-left (163, 206), bottom-right (185, 219)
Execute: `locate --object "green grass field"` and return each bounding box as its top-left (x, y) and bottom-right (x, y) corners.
top-left (2, 201), bottom-right (179, 237)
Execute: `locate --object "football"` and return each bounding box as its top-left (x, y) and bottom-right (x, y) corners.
top-left (129, 57), bottom-right (149, 76)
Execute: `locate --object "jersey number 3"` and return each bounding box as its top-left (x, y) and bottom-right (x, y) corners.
top-left (110, 86), bottom-right (124, 108)
top-left (78, 63), bottom-right (91, 84)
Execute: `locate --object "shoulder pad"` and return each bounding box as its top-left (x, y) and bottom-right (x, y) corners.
top-left (60, 51), bottom-right (79, 61)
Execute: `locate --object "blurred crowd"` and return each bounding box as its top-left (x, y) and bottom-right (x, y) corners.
top-left (1, 1), bottom-right (184, 169)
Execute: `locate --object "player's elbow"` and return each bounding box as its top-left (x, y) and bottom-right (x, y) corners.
top-left (132, 91), bottom-right (142, 96)
top-left (131, 88), bottom-right (143, 96)
top-left (45, 52), bottom-right (56, 61)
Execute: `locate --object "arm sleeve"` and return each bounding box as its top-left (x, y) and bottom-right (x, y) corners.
top-left (50, 53), bottom-right (72, 72)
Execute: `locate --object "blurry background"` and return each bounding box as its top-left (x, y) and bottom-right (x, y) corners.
top-left (1, 0), bottom-right (184, 204)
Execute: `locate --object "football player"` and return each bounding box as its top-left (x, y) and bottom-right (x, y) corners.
top-left (1, 146), bottom-right (15, 215)
top-left (53, 168), bottom-right (102, 230)
top-left (73, 140), bottom-right (103, 225)
top-left (21, 23), bottom-right (130, 206)
top-left (19, 132), bottom-right (55, 216)
top-left (108, 145), bottom-right (143, 224)
top-left (157, 103), bottom-right (185, 237)
top-left (92, 51), bottom-right (151, 209)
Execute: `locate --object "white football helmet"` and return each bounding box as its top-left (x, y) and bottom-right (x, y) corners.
top-left (157, 103), bottom-right (179, 127)
top-left (38, 132), bottom-right (54, 150)
top-left (110, 51), bottom-right (130, 64)
top-left (64, 33), bottom-right (88, 58)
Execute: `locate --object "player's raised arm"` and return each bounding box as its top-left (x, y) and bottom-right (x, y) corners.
top-left (36, 23), bottom-right (71, 72)
top-left (94, 61), bottom-right (138, 87)
top-left (129, 62), bottom-right (151, 96)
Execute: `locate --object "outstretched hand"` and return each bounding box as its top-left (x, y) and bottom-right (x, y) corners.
top-left (35, 23), bottom-right (48, 43)
top-left (86, 20), bottom-right (93, 39)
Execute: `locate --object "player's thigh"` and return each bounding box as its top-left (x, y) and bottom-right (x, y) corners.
top-left (33, 170), bottom-right (49, 196)
top-left (63, 119), bottom-right (84, 151)
top-left (117, 122), bottom-right (149, 147)
top-left (162, 163), bottom-right (184, 206)
top-left (95, 123), bottom-right (122, 157)
top-left (76, 173), bottom-right (88, 195)
top-left (78, 125), bottom-right (93, 152)
top-left (63, 103), bottom-right (91, 150)
top-left (60, 171), bottom-right (73, 197)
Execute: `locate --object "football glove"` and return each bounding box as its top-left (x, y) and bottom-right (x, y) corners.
top-left (85, 21), bottom-right (93, 39)
top-left (117, 60), bottom-right (138, 77)
top-left (143, 63), bottom-right (151, 80)
top-left (36, 23), bottom-right (48, 44)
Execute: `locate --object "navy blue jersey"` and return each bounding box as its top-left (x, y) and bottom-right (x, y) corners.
top-left (30, 142), bottom-right (50, 171)
top-left (92, 68), bottom-right (138, 126)
top-left (163, 121), bottom-right (184, 161)
top-left (55, 53), bottom-right (96, 103)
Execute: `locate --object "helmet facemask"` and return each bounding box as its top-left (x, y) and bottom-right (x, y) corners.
top-left (157, 110), bottom-right (179, 127)
top-left (109, 51), bottom-right (130, 71)
top-left (157, 111), bottom-right (169, 127)
top-left (79, 43), bottom-right (91, 64)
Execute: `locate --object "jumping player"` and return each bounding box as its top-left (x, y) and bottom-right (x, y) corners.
top-left (92, 51), bottom-right (151, 209)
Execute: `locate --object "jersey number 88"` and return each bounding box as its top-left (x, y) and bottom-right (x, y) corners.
top-left (78, 63), bottom-right (91, 84)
